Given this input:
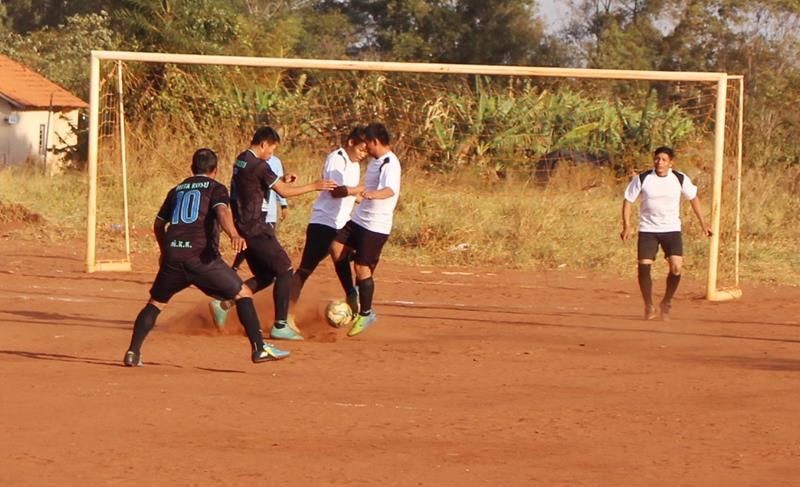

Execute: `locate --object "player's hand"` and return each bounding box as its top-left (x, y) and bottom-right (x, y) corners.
top-left (230, 235), bottom-right (247, 253)
top-left (280, 207), bottom-right (288, 221)
top-left (315, 179), bottom-right (338, 191)
top-left (703, 226), bottom-right (713, 237)
top-left (282, 173), bottom-right (297, 184)
top-left (620, 227), bottom-right (631, 241)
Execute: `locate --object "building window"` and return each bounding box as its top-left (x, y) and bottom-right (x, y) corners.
top-left (38, 124), bottom-right (47, 156)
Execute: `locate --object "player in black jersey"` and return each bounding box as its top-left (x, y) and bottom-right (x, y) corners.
top-left (209, 127), bottom-right (336, 340)
top-left (123, 148), bottom-right (290, 367)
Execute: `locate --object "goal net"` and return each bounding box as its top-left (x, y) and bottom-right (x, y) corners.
top-left (86, 51), bottom-right (742, 301)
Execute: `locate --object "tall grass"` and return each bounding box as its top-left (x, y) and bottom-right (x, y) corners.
top-left (2, 143), bottom-right (797, 286)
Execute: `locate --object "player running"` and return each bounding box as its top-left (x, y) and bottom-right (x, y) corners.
top-left (208, 127), bottom-right (336, 340)
top-left (620, 146), bottom-right (712, 320)
top-left (330, 122), bottom-right (401, 337)
top-left (288, 126), bottom-right (369, 329)
top-left (123, 148), bottom-right (290, 366)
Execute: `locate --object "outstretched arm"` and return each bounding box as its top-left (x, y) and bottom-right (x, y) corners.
top-left (214, 204), bottom-right (247, 252)
top-left (620, 199), bottom-right (633, 241)
top-left (272, 178), bottom-right (337, 198)
top-left (361, 187), bottom-right (395, 201)
top-left (331, 184), bottom-right (365, 198)
top-left (689, 197), bottom-right (713, 237)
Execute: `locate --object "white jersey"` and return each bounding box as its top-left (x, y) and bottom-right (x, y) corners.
top-left (352, 151), bottom-right (401, 235)
top-left (309, 148), bottom-right (361, 229)
top-left (624, 168), bottom-right (698, 232)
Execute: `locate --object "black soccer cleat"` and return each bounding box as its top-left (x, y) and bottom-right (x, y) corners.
top-left (124, 350), bottom-right (143, 367)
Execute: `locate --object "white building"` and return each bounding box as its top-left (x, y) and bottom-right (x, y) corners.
top-left (0, 55), bottom-right (88, 172)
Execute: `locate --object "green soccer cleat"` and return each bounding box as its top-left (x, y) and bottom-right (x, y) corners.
top-left (251, 342), bottom-right (291, 363)
top-left (208, 299), bottom-right (229, 330)
top-left (345, 288), bottom-right (360, 316)
top-left (347, 312), bottom-right (377, 337)
top-left (270, 323), bottom-right (305, 341)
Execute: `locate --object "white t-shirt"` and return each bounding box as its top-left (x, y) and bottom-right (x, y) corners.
top-left (624, 168), bottom-right (698, 232)
top-left (352, 151), bottom-right (401, 235)
top-left (309, 148), bottom-right (361, 229)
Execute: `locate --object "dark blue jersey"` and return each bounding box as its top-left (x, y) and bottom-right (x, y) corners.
top-left (231, 149), bottom-right (280, 238)
top-left (156, 175), bottom-right (229, 262)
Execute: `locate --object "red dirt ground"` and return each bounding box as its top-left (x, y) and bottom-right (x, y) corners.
top-left (1, 236), bottom-right (799, 486)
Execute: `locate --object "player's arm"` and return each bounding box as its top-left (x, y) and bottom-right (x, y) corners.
top-left (331, 184), bottom-right (365, 198)
top-left (620, 199), bottom-right (633, 241)
top-left (153, 217), bottom-right (168, 254)
top-left (272, 178), bottom-right (337, 198)
top-left (360, 187), bottom-right (394, 200)
top-left (214, 204), bottom-right (247, 252)
top-left (689, 197), bottom-right (713, 237)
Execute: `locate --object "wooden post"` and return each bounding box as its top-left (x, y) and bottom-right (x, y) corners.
top-left (86, 53), bottom-right (100, 273)
top-left (706, 75), bottom-right (727, 299)
top-left (117, 61), bottom-right (131, 264)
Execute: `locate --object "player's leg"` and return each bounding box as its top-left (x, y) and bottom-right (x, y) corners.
top-left (290, 224), bottom-right (339, 311)
top-left (659, 232), bottom-right (684, 320)
top-left (231, 250), bottom-right (247, 271)
top-left (191, 259), bottom-right (290, 362)
top-left (331, 221), bottom-right (360, 314)
top-left (208, 246), bottom-right (275, 329)
top-left (125, 263), bottom-right (186, 366)
top-left (637, 232), bottom-right (658, 320)
top-left (347, 225), bottom-right (389, 337)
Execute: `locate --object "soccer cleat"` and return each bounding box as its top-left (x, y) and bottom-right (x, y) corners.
top-left (251, 342), bottom-right (291, 363)
top-left (346, 288), bottom-right (360, 316)
top-left (123, 350), bottom-right (142, 367)
top-left (644, 304), bottom-right (657, 320)
top-left (659, 301), bottom-right (672, 321)
top-left (208, 299), bottom-right (229, 330)
top-left (270, 323), bottom-right (304, 341)
top-left (347, 312), bottom-right (378, 337)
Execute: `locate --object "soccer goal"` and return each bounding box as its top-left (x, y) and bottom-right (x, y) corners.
top-left (85, 50), bottom-right (743, 301)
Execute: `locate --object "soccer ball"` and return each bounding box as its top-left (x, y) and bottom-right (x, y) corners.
top-left (325, 300), bottom-right (353, 328)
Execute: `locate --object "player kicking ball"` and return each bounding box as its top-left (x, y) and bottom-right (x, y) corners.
top-left (620, 146), bottom-right (712, 320)
top-left (288, 126), bottom-right (369, 329)
top-left (330, 122), bottom-right (401, 336)
top-left (124, 148), bottom-right (290, 366)
top-left (208, 127), bottom-right (337, 340)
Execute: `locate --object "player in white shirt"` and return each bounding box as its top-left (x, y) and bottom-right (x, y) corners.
top-left (621, 147), bottom-right (712, 320)
top-left (331, 123), bottom-right (401, 336)
top-left (288, 126), bottom-right (369, 333)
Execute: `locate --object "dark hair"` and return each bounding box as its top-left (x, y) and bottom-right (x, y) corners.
top-left (364, 122), bottom-right (390, 145)
top-left (191, 148), bottom-right (218, 175)
top-left (251, 126), bottom-right (281, 146)
top-left (344, 125), bottom-right (368, 146)
top-left (653, 146), bottom-right (675, 159)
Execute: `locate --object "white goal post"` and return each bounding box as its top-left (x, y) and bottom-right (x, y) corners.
top-left (85, 50), bottom-right (743, 301)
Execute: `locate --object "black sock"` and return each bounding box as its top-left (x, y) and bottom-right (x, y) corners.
top-left (637, 264), bottom-right (653, 307)
top-left (273, 269), bottom-right (291, 324)
top-left (663, 272), bottom-right (681, 303)
top-left (357, 277), bottom-right (375, 315)
top-left (235, 297), bottom-right (264, 351)
top-left (128, 303), bottom-right (161, 353)
top-left (334, 258), bottom-right (355, 295)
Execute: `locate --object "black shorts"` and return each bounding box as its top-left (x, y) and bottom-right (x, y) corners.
top-left (244, 232), bottom-right (292, 288)
top-left (149, 258), bottom-right (243, 303)
top-left (638, 231), bottom-right (683, 260)
top-left (298, 223), bottom-right (339, 273)
top-left (334, 221), bottom-right (389, 271)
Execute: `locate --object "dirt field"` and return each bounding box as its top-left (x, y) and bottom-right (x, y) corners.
top-left (1, 236), bottom-right (799, 486)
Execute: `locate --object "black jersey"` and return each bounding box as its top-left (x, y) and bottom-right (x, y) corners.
top-left (231, 149), bottom-right (280, 238)
top-left (156, 175), bottom-right (230, 262)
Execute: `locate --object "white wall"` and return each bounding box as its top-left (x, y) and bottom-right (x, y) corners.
top-left (0, 98), bottom-right (80, 171)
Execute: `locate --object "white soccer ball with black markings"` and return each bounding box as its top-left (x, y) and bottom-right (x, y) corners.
top-left (325, 300), bottom-right (353, 328)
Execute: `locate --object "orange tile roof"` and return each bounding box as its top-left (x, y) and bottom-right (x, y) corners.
top-left (0, 54), bottom-right (88, 109)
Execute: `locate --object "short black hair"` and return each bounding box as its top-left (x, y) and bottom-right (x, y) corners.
top-left (654, 146), bottom-right (675, 159)
top-left (364, 122), bottom-right (390, 145)
top-left (251, 126), bottom-right (281, 146)
top-left (191, 148), bottom-right (218, 175)
top-left (344, 125), bottom-right (368, 146)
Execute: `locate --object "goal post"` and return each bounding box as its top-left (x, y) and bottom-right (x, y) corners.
top-left (84, 49), bottom-right (743, 302)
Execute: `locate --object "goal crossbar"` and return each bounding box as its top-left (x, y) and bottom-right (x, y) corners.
top-left (85, 50), bottom-right (741, 302)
